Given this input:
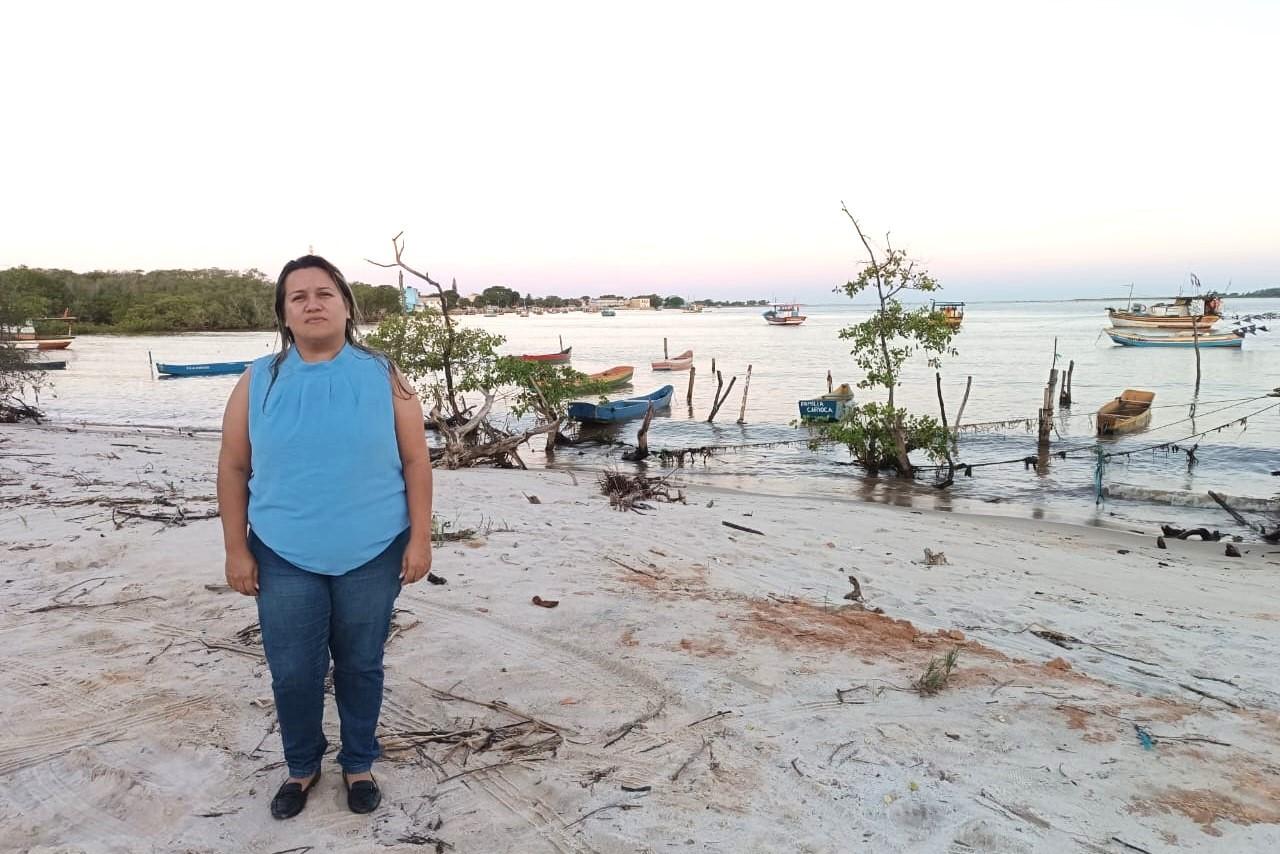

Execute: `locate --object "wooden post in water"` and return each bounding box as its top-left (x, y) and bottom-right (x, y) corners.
top-left (1038, 368), bottom-right (1059, 445)
top-left (686, 364), bottom-right (696, 407)
top-left (636, 402), bottom-right (653, 459)
top-left (559, 334), bottom-right (564, 352)
top-left (737, 365), bottom-right (753, 424)
top-left (624, 403), bottom-right (655, 462)
top-left (710, 357), bottom-right (716, 377)
top-left (707, 371), bottom-right (737, 423)
top-left (827, 370), bottom-right (833, 393)
top-left (663, 337), bottom-right (668, 359)
top-left (1193, 317), bottom-right (1202, 395)
top-left (1059, 360), bottom-right (1074, 407)
top-left (148, 350), bottom-right (154, 380)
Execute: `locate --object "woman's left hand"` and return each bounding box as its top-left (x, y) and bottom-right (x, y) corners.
top-left (401, 534), bottom-right (433, 584)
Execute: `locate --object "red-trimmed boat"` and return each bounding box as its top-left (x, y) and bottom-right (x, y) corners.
top-left (519, 346), bottom-right (572, 364)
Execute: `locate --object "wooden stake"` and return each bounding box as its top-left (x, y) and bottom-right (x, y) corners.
top-left (663, 337), bottom-right (668, 359)
top-left (1059, 360), bottom-right (1075, 407)
top-left (736, 365), bottom-right (753, 424)
top-left (686, 364), bottom-right (696, 407)
top-left (636, 402), bottom-right (654, 459)
top-left (1193, 317), bottom-right (1202, 395)
top-left (710, 357), bottom-right (716, 377)
top-left (934, 372), bottom-right (949, 428)
top-left (623, 403), bottom-right (654, 462)
top-left (707, 371), bottom-right (737, 422)
top-left (935, 371), bottom-right (955, 484)
top-left (1038, 368), bottom-right (1059, 445)
top-left (826, 370), bottom-right (833, 393)
top-left (147, 350), bottom-right (154, 380)
top-left (953, 376), bottom-right (972, 431)
top-left (559, 334), bottom-right (564, 352)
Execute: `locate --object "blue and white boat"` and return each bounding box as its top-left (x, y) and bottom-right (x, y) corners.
top-left (1105, 329), bottom-right (1243, 349)
top-left (156, 360), bottom-right (253, 377)
top-left (568, 385), bottom-right (673, 423)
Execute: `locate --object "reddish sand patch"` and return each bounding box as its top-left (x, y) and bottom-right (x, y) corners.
top-left (737, 598), bottom-right (995, 662)
top-left (1058, 705), bottom-right (1091, 730)
top-left (677, 636), bottom-right (730, 657)
top-left (620, 629), bottom-right (638, 647)
top-left (1131, 767), bottom-right (1280, 836)
top-left (1131, 786), bottom-right (1280, 836)
top-left (1044, 657), bottom-right (1072, 672)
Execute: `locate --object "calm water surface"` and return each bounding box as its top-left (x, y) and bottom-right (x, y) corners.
top-left (32, 300), bottom-right (1280, 534)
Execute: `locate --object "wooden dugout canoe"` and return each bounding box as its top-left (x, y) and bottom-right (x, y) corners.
top-left (1096, 389), bottom-right (1155, 436)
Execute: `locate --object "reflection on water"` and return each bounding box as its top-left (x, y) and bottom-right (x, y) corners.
top-left (33, 300), bottom-right (1280, 535)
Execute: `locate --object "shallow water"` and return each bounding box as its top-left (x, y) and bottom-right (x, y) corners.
top-left (30, 299), bottom-right (1280, 534)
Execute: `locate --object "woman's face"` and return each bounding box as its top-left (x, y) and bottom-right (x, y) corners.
top-left (283, 267), bottom-right (350, 345)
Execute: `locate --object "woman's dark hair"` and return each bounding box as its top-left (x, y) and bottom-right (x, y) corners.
top-left (264, 254), bottom-right (409, 403)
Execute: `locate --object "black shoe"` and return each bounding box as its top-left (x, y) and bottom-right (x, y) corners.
top-left (270, 770), bottom-right (320, 820)
top-left (342, 771), bottom-right (382, 814)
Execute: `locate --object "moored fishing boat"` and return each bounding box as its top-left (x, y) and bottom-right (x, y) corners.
top-left (156, 360), bottom-right (252, 377)
top-left (1107, 294), bottom-right (1222, 329)
top-left (601, 308), bottom-right (616, 317)
top-left (1096, 389), bottom-right (1155, 436)
top-left (1106, 329), bottom-right (1243, 348)
top-left (763, 303), bottom-right (806, 326)
top-left (930, 301), bottom-right (965, 329)
top-left (798, 383), bottom-right (854, 422)
top-left (651, 349), bottom-right (693, 370)
top-left (588, 365), bottom-right (634, 389)
top-left (4, 337), bottom-right (75, 350)
top-left (568, 385), bottom-right (674, 423)
top-left (518, 346), bottom-right (572, 364)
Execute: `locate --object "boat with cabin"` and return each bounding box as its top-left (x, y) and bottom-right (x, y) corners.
top-left (1096, 389), bottom-right (1155, 436)
top-left (568, 385), bottom-right (674, 424)
top-left (651, 349), bottom-right (693, 371)
top-left (601, 308), bottom-right (616, 317)
top-left (763, 304), bottom-right (806, 326)
top-left (1107, 294), bottom-right (1222, 330)
top-left (2, 312), bottom-right (78, 350)
top-left (931, 301), bottom-right (965, 329)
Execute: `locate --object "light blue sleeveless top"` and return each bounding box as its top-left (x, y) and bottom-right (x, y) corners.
top-left (247, 344), bottom-right (409, 575)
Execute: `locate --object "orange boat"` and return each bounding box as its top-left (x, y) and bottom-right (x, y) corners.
top-left (518, 346), bottom-right (572, 364)
top-left (651, 349), bottom-right (693, 371)
top-left (588, 365), bottom-right (634, 389)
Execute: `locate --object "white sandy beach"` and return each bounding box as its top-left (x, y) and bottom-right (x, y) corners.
top-left (1, 423), bottom-right (1278, 853)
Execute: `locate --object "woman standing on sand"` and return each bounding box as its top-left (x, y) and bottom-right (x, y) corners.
top-left (216, 255), bottom-right (433, 820)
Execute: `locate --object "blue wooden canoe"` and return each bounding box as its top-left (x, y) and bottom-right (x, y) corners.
top-left (1106, 329), bottom-right (1242, 348)
top-left (156, 360), bottom-right (252, 377)
top-left (568, 385), bottom-right (673, 423)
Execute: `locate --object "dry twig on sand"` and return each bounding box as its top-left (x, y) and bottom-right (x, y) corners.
top-left (598, 470), bottom-right (685, 512)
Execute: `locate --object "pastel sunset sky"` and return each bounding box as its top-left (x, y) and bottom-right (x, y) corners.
top-left (2, 0), bottom-right (1275, 301)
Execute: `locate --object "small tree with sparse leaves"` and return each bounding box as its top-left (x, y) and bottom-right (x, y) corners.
top-left (821, 205), bottom-right (958, 477)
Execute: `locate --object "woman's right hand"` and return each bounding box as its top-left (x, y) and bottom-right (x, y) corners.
top-left (225, 547), bottom-right (259, 596)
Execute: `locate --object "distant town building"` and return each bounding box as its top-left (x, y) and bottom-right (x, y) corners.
top-left (627, 297), bottom-right (651, 310)
top-left (588, 297), bottom-right (629, 309)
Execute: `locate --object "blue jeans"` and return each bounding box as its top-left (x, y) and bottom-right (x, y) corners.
top-left (251, 529), bottom-right (407, 777)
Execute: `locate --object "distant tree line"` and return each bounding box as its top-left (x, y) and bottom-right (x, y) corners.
top-left (1, 265), bottom-right (772, 334)
top-left (1226, 287), bottom-right (1280, 299)
top-left (0, 267), bottom-right (404, 333)
top-left (459, 286), bottom-right (767, 310)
